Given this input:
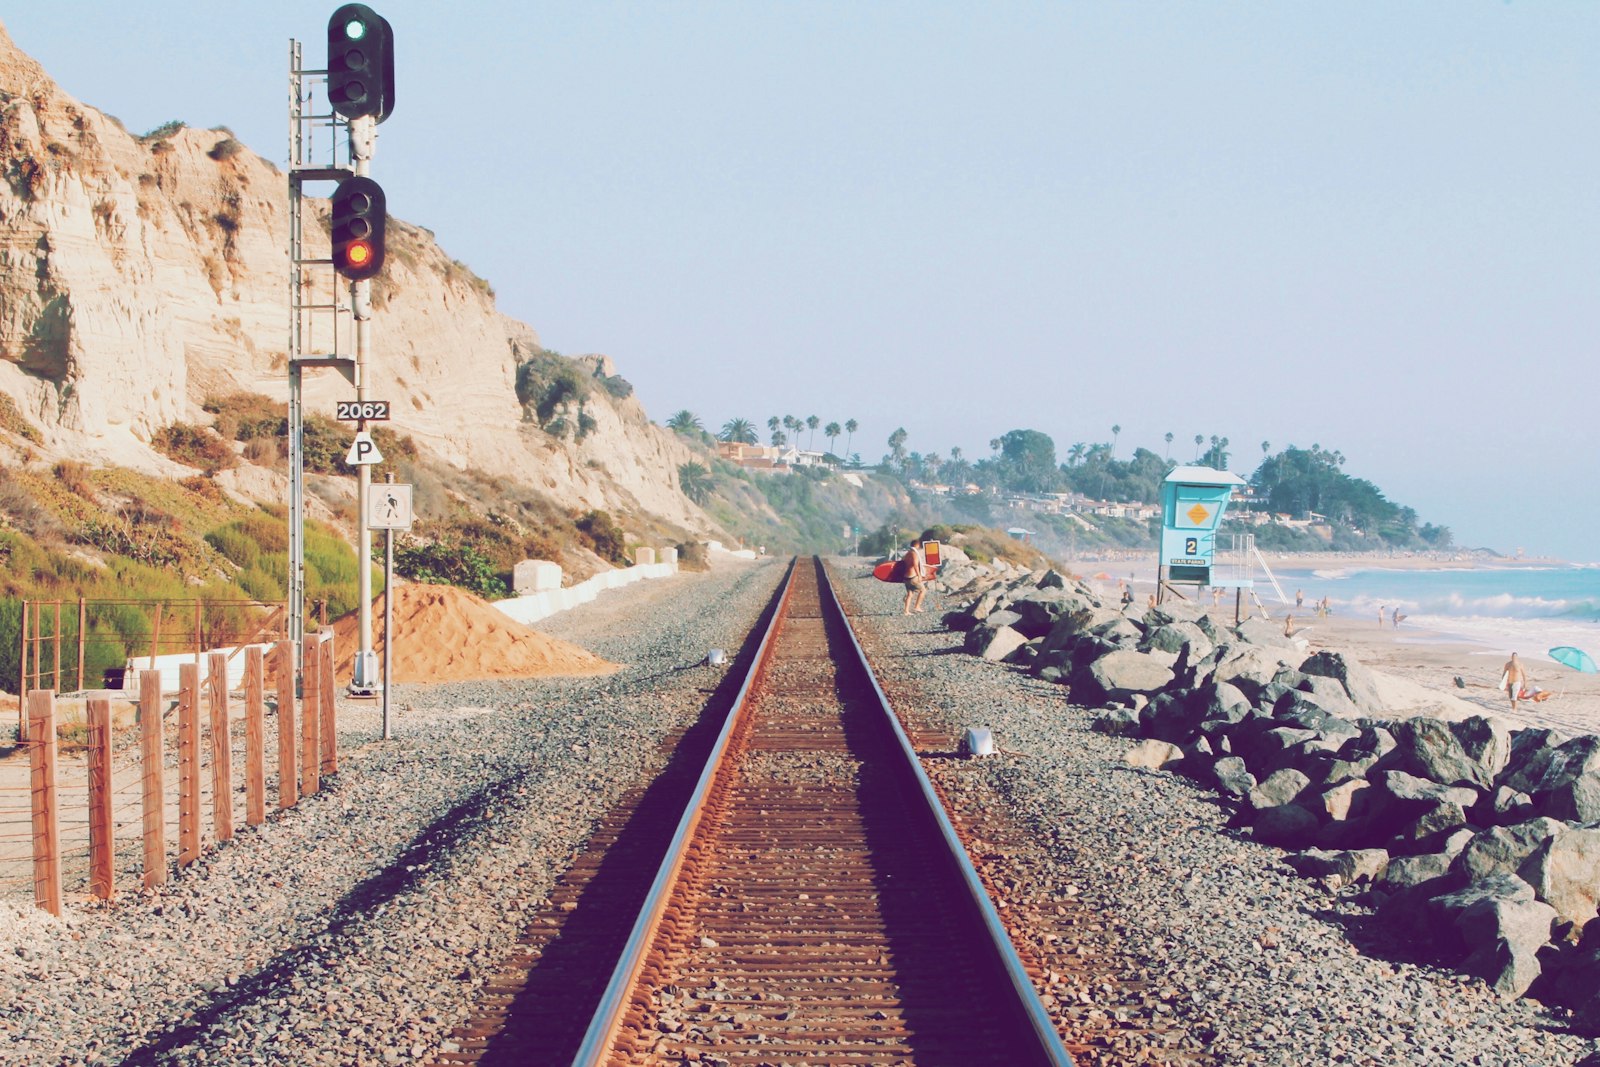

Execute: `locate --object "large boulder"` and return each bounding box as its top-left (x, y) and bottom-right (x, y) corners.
top-left (1143, 600), bottom-right (1211, 628)
top-left (1497, 728), bottom-right (1568, 794)
top-left (1212, 756), bottom-right (1256, 799)
top-left (1253, 804), bottom-right (1321, 848)
top-left (1428, 875), bottom-right (1556, 997)
top-left (1234, 616), bottom-right (1298, 650)
top-left (976, 625), bottom-right (1030, 663)
top-left (1123, 739), bottom-right (1185, 770)
top-left (1450, 717), bottom-right (1513, 783)
top-left (1389, 717), bottom-right (1495, 789)
top-left (1009, 589), bottom-right (1097, 636)
top-left (1298, 650), bottom-right (1386, 715)
top-left (1294, 676), bottom-right (1361, 720)
top-left (1367, 771), bottom-right (1476, 853)
top-left (1076, 649), bottom-right (1176, 706)
top-left (1213, 645), bottom-right (1293, 701)
top-left (1452, 819), bottom-right (1567, 882)
top-left (1518, 827), bottom-right (1600, 933)
top-left (1091, 708), bottom-right (1142, 737)
top-left (1142, 621), bottom-right (1214, 663)
top-left (1528, 735), bottom-right (1600, 823)
top-left (1249, 768), bottom-right (1312, 811)
top-left (1284, 847), bottom-right (1389, 891)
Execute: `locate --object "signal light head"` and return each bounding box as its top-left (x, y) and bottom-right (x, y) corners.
top-left (327, 4), bottom-right (395, 122)
top-left (330, 175), bottom-right (386, 281)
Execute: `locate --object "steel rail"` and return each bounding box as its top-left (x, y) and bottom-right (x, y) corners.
top-left (819, 559), bottom-right (1075, 1067)
top-left (569, 556), bottom-right (800, 1067)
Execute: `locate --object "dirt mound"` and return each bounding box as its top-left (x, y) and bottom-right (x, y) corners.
top-left (330, 583), bottom-right (618, 683)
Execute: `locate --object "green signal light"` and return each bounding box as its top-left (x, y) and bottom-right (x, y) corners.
top-left (344, 18), bottom-right (367, 40)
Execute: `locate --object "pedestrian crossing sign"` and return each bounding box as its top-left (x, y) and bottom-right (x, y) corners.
top-left (368, 483), bottom-right (413, 531)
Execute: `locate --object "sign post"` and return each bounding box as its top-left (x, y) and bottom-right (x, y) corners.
top-left (367, 480), bottom-right (412, 738)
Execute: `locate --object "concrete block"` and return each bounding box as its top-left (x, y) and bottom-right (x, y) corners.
top-left (513, 559), bottom-right (562, 594)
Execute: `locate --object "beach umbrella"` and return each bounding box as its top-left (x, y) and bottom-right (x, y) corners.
top-left (1548, 646), bottom-right (1598, 674)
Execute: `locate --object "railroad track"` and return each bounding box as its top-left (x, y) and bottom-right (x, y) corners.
top-left (440, 557), bottom-right (1072, 1066)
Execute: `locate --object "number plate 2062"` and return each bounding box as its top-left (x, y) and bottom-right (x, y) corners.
top-left (336, 401), bottom-right (390, 421)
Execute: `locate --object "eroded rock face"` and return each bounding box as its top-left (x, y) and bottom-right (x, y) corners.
top-left (0, 24), bottom-right (713, 533)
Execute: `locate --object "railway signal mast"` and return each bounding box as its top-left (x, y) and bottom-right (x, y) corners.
top-left (287, 5), bottom-right (395, 695)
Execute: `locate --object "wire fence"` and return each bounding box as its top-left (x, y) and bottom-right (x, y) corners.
top-left (0, 633), bottom-right (340, 913)
top-left (12, 596), bottom-right (330, 708)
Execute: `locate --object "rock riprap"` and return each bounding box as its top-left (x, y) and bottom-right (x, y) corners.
top-left (931, 554), bottom-right (1600, 1022)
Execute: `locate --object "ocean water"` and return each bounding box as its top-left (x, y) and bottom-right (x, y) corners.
top-left (1267, 564), bottom-right (1600, 668)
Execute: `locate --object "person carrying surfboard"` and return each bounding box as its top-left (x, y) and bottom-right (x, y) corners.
top-left (1500, 652), bottom-right (1527, 712)
top-left (898, 541), bottom-right (930, 615)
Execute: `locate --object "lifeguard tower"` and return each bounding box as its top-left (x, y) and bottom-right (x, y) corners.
top-left (1156, 466), bottom-right (1290, 621)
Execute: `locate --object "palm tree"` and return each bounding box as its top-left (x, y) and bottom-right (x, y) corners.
top-left (1193, 433), bottom-right (1204, 460)
top-left (845, 419), bottom-right (858, 459)
top-left (771, 428), bottom-right (787, 447)
top-left (1067, 442), bottom-right (1087, 467)
top-left (720, 418), bottom-right (758, 444)
top-left (825, 421), bottom-right (842, 456)
top-left (666, 410), bottom-right (702, 435)
top-left (888, 427), bottom-right (909, 470)
top-left (806, 415), bottom-right (820, 449)
top-left (1164, 432), bottom-right (1174, 460)
top-left (1111, 424), bottom-right (1122, 459)
top-left (1261, 439), bottom-right (1271, 458)
top-left (767, 415), bottom-right (780, 436)
top-left (678, 462), bottom-right (713, 505)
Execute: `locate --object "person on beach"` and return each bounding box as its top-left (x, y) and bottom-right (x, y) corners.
top-left (1393, 607), bottom-right (1405, 627)
top-left (1317, 596), bottom-right (1330, 618)
top-left (1379, 605), bottom-right (1387, 627)
top-left (1283, 614), bottom-right (1296, 637)
top-left (897, 541), bottom-right (929, 615)
top-left (1501, 653), bottom-right (1527, 711)
top-left (1295, 589), bottom-right (1304, 608)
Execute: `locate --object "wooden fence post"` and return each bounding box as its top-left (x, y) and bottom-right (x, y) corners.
top-left (16, 603), bottom-right (25, 742)
top-left (77, 598), bottom-right (87, 692)
top-left (178, 662), bottom-right (201, 865)
top-left (207, 652), bottom-right (233, 843)
top-left (319, 634), bottom-right (337, 776)
top-left (300, 636), bottom-right (320, 796)
top-left (244, 646), bottom-right (265, 826)
top-left (274, 640), bottom-right (297, 809)
top-left (140, 669), bottom-right (167, 888)
top-left (28, 691), bottom-right (61, 916)
top-left (88, 695), bottom-right (113, 901)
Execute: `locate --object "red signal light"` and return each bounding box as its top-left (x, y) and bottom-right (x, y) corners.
top-left (347, 242), bottom-right (373, 268)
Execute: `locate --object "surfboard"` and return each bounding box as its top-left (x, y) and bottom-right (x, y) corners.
top-left (873, 562), bottom-right (897, 582)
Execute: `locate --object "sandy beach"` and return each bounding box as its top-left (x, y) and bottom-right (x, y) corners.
top-left (1071, 551), bottom-right (1599, 740)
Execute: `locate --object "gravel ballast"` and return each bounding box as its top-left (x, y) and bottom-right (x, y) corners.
top-left (0, 559), bottom-right (786, 1066)
top-left (833, 557), bottom-right (1597, 1067)
top-left (5, 553), bottom-right (1595, 1066)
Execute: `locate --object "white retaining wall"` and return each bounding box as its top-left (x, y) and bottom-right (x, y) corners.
top-left (494, 560), bottom-right (680, 627)
top-left (121, 643), bottom-right (277, 693)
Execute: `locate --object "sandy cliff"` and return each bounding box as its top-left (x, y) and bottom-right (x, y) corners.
top-left (0, 21), bottom-right (712, 533)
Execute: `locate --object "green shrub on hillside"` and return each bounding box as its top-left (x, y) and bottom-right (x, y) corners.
top-left (152, 422), bottom-right (236, 473)
top-left (393, 539), bottom-right (506, 599)
top-left (576, 509), bottom-right (628, 565)
top-left (204, 392), bottom-right (283, 441)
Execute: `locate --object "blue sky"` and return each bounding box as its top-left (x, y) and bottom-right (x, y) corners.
top-left (7, 4), bottom-right (1597, 559)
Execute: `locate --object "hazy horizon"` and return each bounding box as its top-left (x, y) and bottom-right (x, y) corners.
top-left (6, 4), bottom-right (1595, 559)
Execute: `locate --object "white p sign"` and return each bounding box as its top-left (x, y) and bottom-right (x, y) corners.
top-left (345, 430), bottom-right (384, 466)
